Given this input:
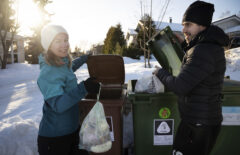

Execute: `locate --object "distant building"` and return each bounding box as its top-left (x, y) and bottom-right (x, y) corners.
top-left (126, 18), bottom-right (183, 47)
top-left (91, 44), bottom-right (104, 55)
top-left (126, 29), bottom-right (138, 47)
top-left (0, 31), bottom-right (25, 64)
top-left (213, 15), bottom-right (240, 38)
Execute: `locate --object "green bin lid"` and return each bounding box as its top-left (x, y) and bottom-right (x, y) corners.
top-left (147, 26), bottom-right (184, 76)
top-left (223, 79), bottom-right (240, 92)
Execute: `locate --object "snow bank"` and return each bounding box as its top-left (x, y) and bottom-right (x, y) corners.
top-left (225, 47), bottom-right (240, 81)
top-left (0, 117), bottom-right (39, 155)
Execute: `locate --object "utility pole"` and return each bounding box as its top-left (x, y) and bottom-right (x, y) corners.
top-left (148, 0), bottom-right (152, 68)
top-left (140, 0), bottom-right (146, 68)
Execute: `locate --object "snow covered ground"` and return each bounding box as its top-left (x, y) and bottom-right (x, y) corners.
top-left (0, 49), bottom-right (240, 155)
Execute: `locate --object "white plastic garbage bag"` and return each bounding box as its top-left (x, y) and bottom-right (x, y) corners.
top-left (135, 75), bottom-right (164, 93)
top-left (79, 86), bottom-right (112, 153)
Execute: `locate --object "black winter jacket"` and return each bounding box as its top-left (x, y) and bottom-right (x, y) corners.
top-left (157, 25), bottom-right (229, 125)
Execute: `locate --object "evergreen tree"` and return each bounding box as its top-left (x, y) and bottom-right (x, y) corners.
top-left (115, 42), bottom-right (123, 55)
top-left (25, 0), bottom-right (52, 64)
top-left (0, 0), bottom-right (19, 69)
top-left (102, 26), bottom-right (115, 54)
top-left (115, 24), bottom-right (126, 47)
top-left (102, 23), bottom-right (126, 55)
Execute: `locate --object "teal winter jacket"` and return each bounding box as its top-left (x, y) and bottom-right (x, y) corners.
top-left (37, 54), bottom-right (88, 137)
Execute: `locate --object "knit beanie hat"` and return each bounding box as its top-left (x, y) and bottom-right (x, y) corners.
top-left (41, 24), bottom-right (68, 51)
top-left (182, 1), bottom-right (214, 26)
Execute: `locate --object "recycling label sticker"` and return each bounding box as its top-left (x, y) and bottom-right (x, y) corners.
top-left (222, 106), bottom-right (240, 126)
top-left (106, 116), bottom-right (114, 141)
top-left (159, 107), bottom-right (171, 118)
top-left (153, 119), bottom-right (174, 145)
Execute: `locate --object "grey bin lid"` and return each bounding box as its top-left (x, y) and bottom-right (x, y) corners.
top-left (147, 26), bottom-right (184, 76)
top-left (223, 79), bottom-right (240, 92)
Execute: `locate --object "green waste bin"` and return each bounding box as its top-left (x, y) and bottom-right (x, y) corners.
top-left (210, 79), bottom-right (240, 155)
top-left (145, 26), bottom-right (240, 154)
top-left (126, 26), bottom-right (183, 155)
top-left (127, 80), bottom-right (180, 155)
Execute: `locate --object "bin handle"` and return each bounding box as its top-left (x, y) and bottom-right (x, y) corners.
top-left (149, 96), bottom-right (176, 104)
top-left (132, 97), bottom-right (160, 105)
top-left (97, 83), bottom-right (102, 101)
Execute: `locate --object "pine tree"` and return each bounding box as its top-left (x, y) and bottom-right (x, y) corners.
top-left (25, 0), bottom-right (52, 64)
top-left (115, 42), bottom-right (123, 55)
top-left (115, 24), bottom-right (126, 47)
top-left (102, 26), bottom-right (115, 54)
top-left (102, 23), bottom-right (126, 55)
top-left (0, 0), bottom-right (19, 69)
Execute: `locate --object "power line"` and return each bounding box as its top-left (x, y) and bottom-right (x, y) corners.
top-left (156, 0), bottom-right (171, 30)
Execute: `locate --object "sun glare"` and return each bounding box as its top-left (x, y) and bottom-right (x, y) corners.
top-left (16, 0), bottom-right (42, 35)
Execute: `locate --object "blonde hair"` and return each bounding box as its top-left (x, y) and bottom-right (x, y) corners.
top-left (44, 50), bottom-right (72, 68)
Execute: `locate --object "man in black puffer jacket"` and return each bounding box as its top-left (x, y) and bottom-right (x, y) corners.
top-left (153, 1), bottom-right (229, 155)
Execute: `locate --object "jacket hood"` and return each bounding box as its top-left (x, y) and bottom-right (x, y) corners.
top-left (198, 25), bottom-right (229, 46)
top-left (38, 54), bottom-right (69, 69)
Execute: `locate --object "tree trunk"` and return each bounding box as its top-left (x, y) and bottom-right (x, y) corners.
top-left (0, 32), bottom-right (15, 69)
top-left (1, 48), bottom-right (8, 69)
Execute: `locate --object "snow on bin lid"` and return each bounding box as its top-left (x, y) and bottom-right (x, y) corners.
top-left (87, 55), bottom-right (125, 85)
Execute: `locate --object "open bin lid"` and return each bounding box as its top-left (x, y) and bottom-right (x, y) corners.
top-left (223, 79), bottom-right (240, 92)
top-left (87, 55), bottom-right (125, 99)
top-left (87, 55), bottom-right (125, 85)
top-left (147, 26), bottom-right (184, 76)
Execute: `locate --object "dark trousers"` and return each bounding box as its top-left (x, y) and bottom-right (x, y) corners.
top-left (38, 128), bottom-right (89, 155)
top-left (173, 120), bottom-right (221, 155)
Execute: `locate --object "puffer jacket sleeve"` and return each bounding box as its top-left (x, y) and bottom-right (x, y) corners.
top-left (45, 82), bottom-right (87, 113)
top-left (72, 55), bottom-right (88, 72)
top-left (157, 44), bottom-right (215, 95)
top-left (37, 67), bottom-right (88, 113)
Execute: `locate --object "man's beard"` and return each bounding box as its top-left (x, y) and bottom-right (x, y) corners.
top-left (184, 32), bottom-right (193, 44)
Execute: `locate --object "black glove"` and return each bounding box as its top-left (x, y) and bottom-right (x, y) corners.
top-left (84, 77), bottom-right (100, 94)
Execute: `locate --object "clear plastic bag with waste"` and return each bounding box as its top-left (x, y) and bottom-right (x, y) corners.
top-left (79, 86), bottom-right (112, 153)
top-left (135, 75), bottom-right (164, 93)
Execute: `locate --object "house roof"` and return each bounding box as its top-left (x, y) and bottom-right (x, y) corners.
top-left (225, 25), bottom-right (240, 33)
top-left (126, 29), bottom-right (137, 39)
top-left (126, 20), bottom-right (182, 40)
top-left (137, 20), bottom-right (183, 32)
top-left (153, 21), bottom-right (183, 31)
top-left (1, 31), bottom-right (24, 40)
top-left (213, 15), bottom-right (240, 25)
top-left (128, 29), bottom-right (137, 35)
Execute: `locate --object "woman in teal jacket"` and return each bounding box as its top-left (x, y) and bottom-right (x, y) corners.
top-left (37, 24), bottom-right (99, 155)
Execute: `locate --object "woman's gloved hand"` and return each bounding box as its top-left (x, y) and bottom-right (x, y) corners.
top-left (84, 77), bottom-right (100, 94)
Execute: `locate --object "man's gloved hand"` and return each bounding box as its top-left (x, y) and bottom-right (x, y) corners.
top-left (83, 77), bottom-right (100, 94)
top-left (152, 65), bottom-right (162, 75)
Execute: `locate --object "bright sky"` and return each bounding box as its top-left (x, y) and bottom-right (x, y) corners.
top-left (16, 0), bottom-right (240, 51)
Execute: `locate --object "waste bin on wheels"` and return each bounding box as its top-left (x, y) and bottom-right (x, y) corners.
top-left (128, 80), bottom-right (180, 155)
top-left (79, 55), bottom-right (126, 155)
top-left (210, 79), bottom-right (240, 155)
top-left (126, 26), bottom-right (184, 155)
top-left (145, 26), bottom-right (240, 155)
